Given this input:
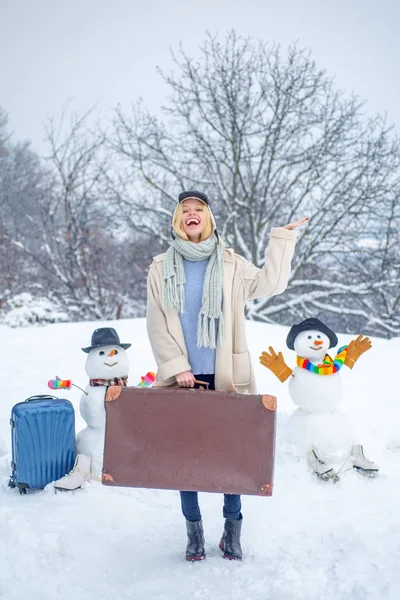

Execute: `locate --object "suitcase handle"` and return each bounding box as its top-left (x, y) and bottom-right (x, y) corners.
top-left (177, 379), bottom-right (210, 390)
top-left (25, 395), bottom-right (58, 402)
top-left (193, 379), bottom-right (210, 389)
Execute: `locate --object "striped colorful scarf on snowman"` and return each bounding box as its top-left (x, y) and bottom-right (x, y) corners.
top-left (296, 346), bottom-right (348, 375)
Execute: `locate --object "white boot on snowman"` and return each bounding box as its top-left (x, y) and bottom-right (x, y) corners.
top-left (350, 444), bottom-right (379, 475)
top-left (307, 448), bottom-right (339, 481)
top-left (54, 454), bottom-right (92, 490)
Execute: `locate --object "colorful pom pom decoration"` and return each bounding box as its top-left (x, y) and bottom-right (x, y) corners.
top-left (48, 376), bottom-right (72, 390)
top-left (138, 372), bottom-right (156, 387)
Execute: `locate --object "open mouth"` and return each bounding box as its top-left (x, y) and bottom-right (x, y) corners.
top-left (186, 217), bottom-right (200, 227)
top-left (104, 362), bottom-right (118, 367)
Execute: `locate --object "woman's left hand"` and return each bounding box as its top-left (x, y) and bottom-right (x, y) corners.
top-left (281, 217), bottom-right (309, 231)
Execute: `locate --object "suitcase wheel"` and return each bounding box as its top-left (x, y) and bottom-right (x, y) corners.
top-left (8, 479), bottom-right (16, 489)
top-left (16, 483), bottom-right (28, 495)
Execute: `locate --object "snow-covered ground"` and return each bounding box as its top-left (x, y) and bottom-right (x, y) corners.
top-left (0, 318), bottom-right (399, 600)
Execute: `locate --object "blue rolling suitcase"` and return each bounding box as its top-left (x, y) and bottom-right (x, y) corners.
top-left (9, 395), bottom-right (76, 494)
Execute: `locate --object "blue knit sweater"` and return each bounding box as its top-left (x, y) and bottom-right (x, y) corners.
top-left (179, 258), bottom-right (216, 375)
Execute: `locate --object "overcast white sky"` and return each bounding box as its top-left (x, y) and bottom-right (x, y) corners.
top-left (1, 0), bottom-right (399, 153)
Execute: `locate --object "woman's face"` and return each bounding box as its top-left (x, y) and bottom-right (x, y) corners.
top-left (180, 199), bottom-right (206, 242)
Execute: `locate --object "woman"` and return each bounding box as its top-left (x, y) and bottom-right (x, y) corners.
top-left (146, 190), bottom-right (306, 562)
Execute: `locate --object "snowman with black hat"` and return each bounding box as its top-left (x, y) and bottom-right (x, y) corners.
top-left (260, 318), bottom-right (378, 481)
top-left (55, 328), bottom-right (131, 490)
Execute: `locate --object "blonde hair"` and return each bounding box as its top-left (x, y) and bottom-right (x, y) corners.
top-left (172, 201), bottom-right (214, 242)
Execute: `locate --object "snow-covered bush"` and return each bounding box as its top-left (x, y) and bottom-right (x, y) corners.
top-left (0, 293), bottom-right (69, 327)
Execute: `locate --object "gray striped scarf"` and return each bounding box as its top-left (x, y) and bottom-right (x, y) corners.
top-left (163, 235), bottom-right (224, 348)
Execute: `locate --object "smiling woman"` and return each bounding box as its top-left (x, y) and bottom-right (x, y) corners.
top-left (172, 198), bottom-right (214, 242)
top-left (146, 189), bottom-right (307, 562)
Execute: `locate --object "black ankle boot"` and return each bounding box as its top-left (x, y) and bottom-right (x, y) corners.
top-left (219, 514), bottom-right (243, 560)
top-left (185, 519), bottom-right (206, 561)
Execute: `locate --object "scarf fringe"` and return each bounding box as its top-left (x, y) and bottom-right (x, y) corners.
top-left (196, 313), bottom-right (225, 349)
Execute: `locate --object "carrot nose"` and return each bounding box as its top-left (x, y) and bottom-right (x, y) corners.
top-left (314, 340), bottom-right (323, 346)
top-left (108, 349), bottom-right (117, 357)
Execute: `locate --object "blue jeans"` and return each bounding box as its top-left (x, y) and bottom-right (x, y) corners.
top-left (179, 374), bottom-right (242, 522)
top-left (180, 491), bottom-right (242, 522)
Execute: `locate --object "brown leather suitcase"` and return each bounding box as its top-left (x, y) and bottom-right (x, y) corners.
top-left (102, 384), bottom-right (277, 496)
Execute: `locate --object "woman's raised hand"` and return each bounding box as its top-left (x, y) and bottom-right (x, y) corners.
top-left (175, 371), bottom-right (196, 388)
top-left (281, 217), bottom-right (309, 231)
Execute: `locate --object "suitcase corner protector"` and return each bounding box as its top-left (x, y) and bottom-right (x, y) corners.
top-left (105, 386), bottom-right (122, 402)
top-left (102, 472), bottom-right (115, 484)
top-left (262, 395), bottom-right (277, 411)
top-left (258, 483), bottom-right (273, 496)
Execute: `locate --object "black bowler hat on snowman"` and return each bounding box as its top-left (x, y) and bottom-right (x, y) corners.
top-left (286, 318), bottom-right (338, 350)
top-left (82, 327), bottom-right (132, 353)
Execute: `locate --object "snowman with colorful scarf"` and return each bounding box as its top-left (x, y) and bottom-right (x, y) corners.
top-left (260, 318), bottom-right (379, 481)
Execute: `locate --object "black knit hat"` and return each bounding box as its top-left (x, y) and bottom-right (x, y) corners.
top-left (286, 318), bottom-right (338, 350)
top-left (82, 327), bottom-right (131, 353)
top-left (178, 190), bottom-right (211, 205)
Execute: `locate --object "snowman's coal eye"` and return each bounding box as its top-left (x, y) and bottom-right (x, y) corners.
top-left (99, 351), bottom-right (104, 356)
top-left (307, 335), bottom-right (312, 339)
top-left (317, 335), bottom-right (321, 339)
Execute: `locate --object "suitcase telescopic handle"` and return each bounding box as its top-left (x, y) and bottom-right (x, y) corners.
top-left (25, 394), bottom-right (58, 402)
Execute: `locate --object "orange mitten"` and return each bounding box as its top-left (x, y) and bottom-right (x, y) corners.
top-left (260, 347), bottom-right (293, 383)
top-left (344, 334), bottom-right (372, 369)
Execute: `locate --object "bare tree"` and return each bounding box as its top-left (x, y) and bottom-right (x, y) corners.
top-left (0, 105), bottom-right (157, 322)
top-left (0, 107), bottom-right (143, 321)
top-left (0, 111), bottom-right (45, 304)
top-left (111, 31), bottom-right (400, 336)
top-left (39, 108), bottom-right (113, 318)
top-left (352, 186), bottom-right (400, 337)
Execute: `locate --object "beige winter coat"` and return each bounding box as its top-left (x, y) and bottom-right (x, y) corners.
top-left (146, 227), bottom-right (297, 393)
